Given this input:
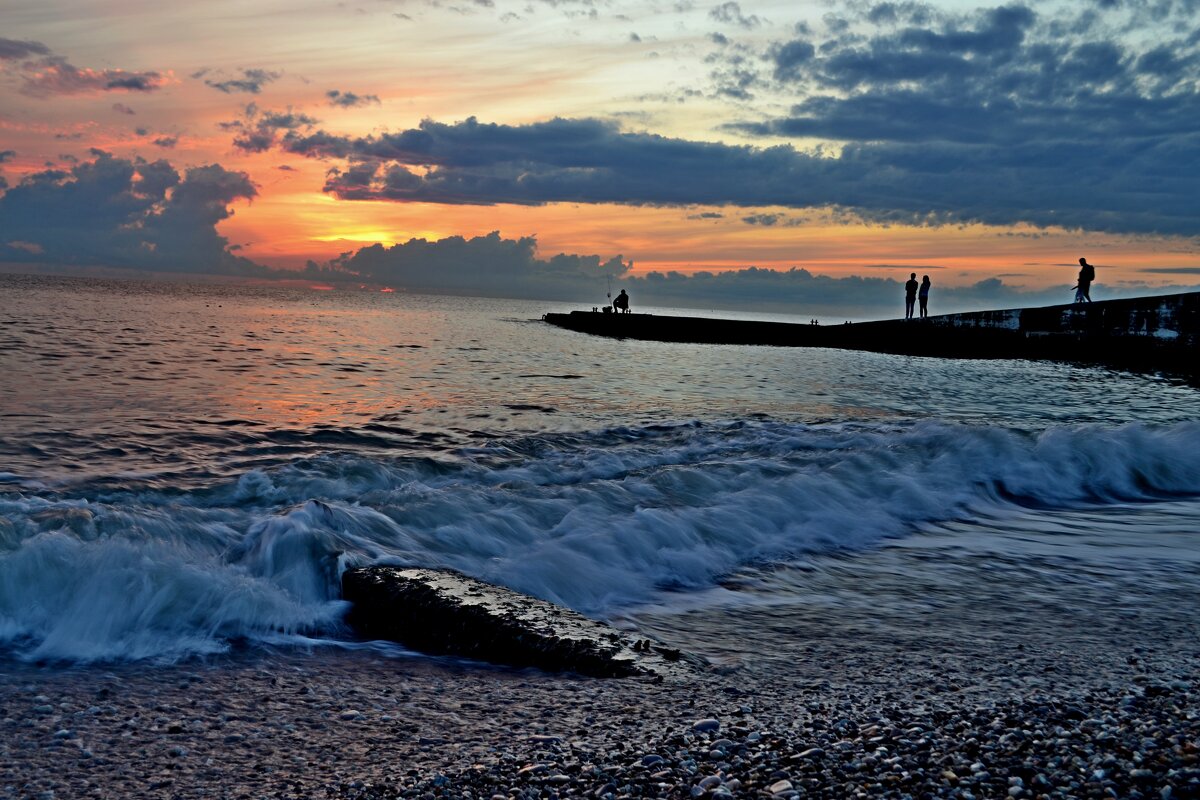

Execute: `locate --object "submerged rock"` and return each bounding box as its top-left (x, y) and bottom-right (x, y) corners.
top-left (342, 566), bottom-right (702, 678)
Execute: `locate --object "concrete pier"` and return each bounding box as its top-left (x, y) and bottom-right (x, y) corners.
top-left (543, 291), bottom-right (1200, 375)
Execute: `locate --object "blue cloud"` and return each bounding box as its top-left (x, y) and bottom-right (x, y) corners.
top-left (204, 68), bottom-right (281, 94)
top-left (279, 111), bottom-right (1200, 235)
top-left (0, 153), bottom-right (263, 275)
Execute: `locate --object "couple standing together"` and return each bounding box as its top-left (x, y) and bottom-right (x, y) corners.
top-left (904, 273), bottom-right (931, 320)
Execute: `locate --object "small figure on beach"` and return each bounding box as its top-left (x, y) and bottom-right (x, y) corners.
top-left (918, 275), bottom-right (931, 319)
top-left (1074, 258), bottom-right (1094, 303)
top-left (613, 289), bottom-right (630, 313)
top-left (904, 273), bottom-right (919, 319)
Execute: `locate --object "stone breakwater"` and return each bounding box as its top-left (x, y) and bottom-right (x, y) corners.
top-left (544, 291), bottom-right (1200, 374)
top-left (335, 682), bottom-right (1199, 800)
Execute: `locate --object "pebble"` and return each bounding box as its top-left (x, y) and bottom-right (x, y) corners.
top-left (691, 718), bottom-right (720, 733)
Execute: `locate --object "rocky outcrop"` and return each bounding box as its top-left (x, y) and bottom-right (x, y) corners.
top-left (341, 566), bottom-right (701, 679)
top-left (543, 291), bottom-right (1200, 375)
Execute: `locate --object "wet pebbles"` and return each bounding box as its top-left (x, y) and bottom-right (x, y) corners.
top-left (332, 680), bottom-right (1199, 800)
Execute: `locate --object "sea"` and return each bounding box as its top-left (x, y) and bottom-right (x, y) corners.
top-left (1, 272), bottom-right (1199, 667)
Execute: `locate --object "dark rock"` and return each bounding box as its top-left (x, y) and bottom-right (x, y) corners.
top-left (342, 566), bottom-right (703, 678)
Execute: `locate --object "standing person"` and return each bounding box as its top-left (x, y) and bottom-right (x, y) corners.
top-left (904, 272), bottom-right (919, 319)
top-left (918, 275), bottom-right (931, 318)
top-left (1076, 258), bottom-right (1094, 303)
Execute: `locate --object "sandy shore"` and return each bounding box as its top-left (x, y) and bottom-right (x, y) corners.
top-left (4, 506), bottom-right (1200, 799)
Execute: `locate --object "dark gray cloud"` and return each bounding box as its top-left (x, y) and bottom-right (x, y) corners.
top-left (303, 231), bottom-right (629, 299)
top-left (326, 89), bottom-right (381, 107)
top-left (0, 38), bottom-right (51, 60)
top-left (709, 2), bottom-right (761, 29)
top-left (111, 102), bottom-right (136, 115)
top-left (204, 68), bottom-right (281, 94)
top-left (225, 104), bottom-right (319, 153)
top-left (0, 151), bottom-right (14, 163)
top-left (0, 153), bottom-right (266, 276)
top-left (716, 2), bottom-right (1200, 234)
top-left (742, 212), bottom-right (780, 225)
top-left (152, 136), bottom-right (178, 148)
top-left (277, 111), bottom-right (1200, 235)
top-left (1139, 266), bottom-right (1200, 274)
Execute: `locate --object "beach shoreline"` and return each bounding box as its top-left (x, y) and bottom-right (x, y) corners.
top-left (5, 510), bottom-right (1199, 800)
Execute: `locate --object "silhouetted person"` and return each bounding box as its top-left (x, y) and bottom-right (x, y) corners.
top-left (613, 289), bottom-right (630, 313)
top-left (1075, 258), bottom-right (1094, 303)
top-left (918, 275), bottom-right (931, 318)
top-left (904, 272), bottom-right (918, 319)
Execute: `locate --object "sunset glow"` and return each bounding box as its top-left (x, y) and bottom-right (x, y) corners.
top-left (2, 0), bottom-right (1198, 313)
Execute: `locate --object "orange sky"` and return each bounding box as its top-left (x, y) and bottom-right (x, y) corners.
top-left (1, 0), bottom-right (1198, 293)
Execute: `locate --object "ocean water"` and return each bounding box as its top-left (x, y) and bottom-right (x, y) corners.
top-left (1, 272), bottom-right (1199, 663)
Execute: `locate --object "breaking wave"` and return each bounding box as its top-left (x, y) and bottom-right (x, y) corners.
top-left (1, 419), bottom-right (1199, 662)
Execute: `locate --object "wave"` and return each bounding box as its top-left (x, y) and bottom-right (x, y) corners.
top-left (1, 419), bottom-right (1199, 662)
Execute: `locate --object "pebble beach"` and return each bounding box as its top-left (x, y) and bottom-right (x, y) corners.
top-left (5, 509), bottom-right (1198, 800)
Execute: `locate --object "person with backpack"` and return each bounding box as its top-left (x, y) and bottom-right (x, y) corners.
top-left (1075, 258), bottom-right (1095, 303)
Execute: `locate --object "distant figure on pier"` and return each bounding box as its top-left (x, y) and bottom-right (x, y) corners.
top-left (918, 275), bottom-right (931, 318)
top-left (1075, 258), bottom-right (1094, 303)
top-left (904, 273), bottom-right (919, 319)
top-left (613, 289), bottom-right (630, 313)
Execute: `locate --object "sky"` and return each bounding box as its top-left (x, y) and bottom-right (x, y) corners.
top-left (1, 0), bottom-right (1199, 314)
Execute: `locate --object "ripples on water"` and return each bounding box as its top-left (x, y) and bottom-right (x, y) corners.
top-left (1, 273), bottom-right (1199, 662)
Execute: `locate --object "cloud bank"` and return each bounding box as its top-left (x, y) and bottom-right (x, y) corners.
top-left (301, 232), bottom-right (1153, 316)
top-left (275, 105), bottom-right (1200, 236)
top-left (305, 231), bottom-right (630, 299)
top-left (0, 152), bottom-right (265, 275)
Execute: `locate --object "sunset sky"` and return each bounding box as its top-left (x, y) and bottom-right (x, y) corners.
top-left (1, 0), bottom-right (1199, 310)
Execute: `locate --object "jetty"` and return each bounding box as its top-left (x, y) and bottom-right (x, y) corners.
top-left (544, 291), bottom-right (1200, 374)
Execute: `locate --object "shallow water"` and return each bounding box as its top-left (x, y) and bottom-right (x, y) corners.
top-left (1, 273), bottom-right (1199, 662)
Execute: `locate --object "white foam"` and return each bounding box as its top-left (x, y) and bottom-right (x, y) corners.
top-left (1, 419), bottom-right (1198, 662)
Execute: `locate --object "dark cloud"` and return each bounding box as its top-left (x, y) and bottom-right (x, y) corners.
top-left (111, 102), bottom-right (136, 115)
top-left (742, 213), bottom-right (780, 225)
top-left (225, 105), bottom-right (319, 153)
top-left (0, 150), bottom-right (14, 163)
top-left (709, 2), bottom-right (761, 29)
top-left (152, 136), bottom-right (178, 149)
top-left (259, 109), bottom-right (319, 129)
top-left (0, 153), bottom-right (266, 276)
top-left (18, 55), bottom-right (167, 97)
top-left (0, 37), bottom-right (51, 60)
top-left (1139, 267), bottom-right (1200, 274)
top-left (277, 113), bottom-right (1200, 235)
top-left (304, 231), bottom-right (629, 298)
top-left (204, 68), bottom-right (281, 94)
top-left (727, 2), bottom-right (1200, 235)
top-left (326, 89), bottom-right (381, 107)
